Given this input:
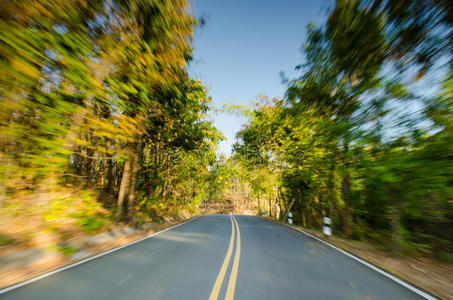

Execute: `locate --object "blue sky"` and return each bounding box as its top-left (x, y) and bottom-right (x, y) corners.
top-left (189, 0), bottom-right (333, 155)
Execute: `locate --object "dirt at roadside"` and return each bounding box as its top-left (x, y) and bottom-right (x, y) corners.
top-left (287, 224), bottom-right (453, 300)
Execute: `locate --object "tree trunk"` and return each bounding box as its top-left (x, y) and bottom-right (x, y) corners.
top-left (236, 183), bottom-right (240, 213)
top-left (277, 187), bottom-right (283, 220)
top-left (116, 158), bottom-right (131, 223)
top-left (63, 105), bottom-right (87, 154)
top-left (106, 158), bottom-right (115, 195)
top-left (389, 194), bottom-right (403, 252)
top-left (116, 142), bottom-right (138, 223)
top-left (127, 140), bottom-right (141, 217)
top-left (257, 190), bottom-right (261, 215)
top-left (268, 194), bottom-right (272, 219)
top-left (341, 125), bottom-right (353, 236)
top-left (342, 173), bottom-right (353, 236)
top-left (284, 197), bottom-right (296, 222)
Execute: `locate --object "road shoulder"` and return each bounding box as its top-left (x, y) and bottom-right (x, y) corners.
top-left (273, 220), bottom-right (450, 300)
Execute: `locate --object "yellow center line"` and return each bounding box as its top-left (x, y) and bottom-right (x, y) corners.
top-left (225, 215), bottom-right (241, 300)
top-left (209, 215), bottom-right (235, 300)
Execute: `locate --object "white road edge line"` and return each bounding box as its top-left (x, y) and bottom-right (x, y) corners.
top-left (0, 216), bottom-right (200, 295)
top-left (281, 223), bottom-right (438, 300)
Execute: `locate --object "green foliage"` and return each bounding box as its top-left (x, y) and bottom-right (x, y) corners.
top-left (0, 0), bottom-right (219, 238)
top-left (233, 0), bottom-right (453, 259)
top-left (76, 215), bottom-right (107, 235)
top-left (56, 242), bottom-right (77, 257)
top-left (0, 234), bottom-right (13, 246)
top-left (71, 192), bottom-right (112, 234)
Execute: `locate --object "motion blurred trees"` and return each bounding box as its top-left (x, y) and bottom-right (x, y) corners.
top-left (234, 0), bottom-right (453, 260)
top-left (0, 0), bottom-right (451, 261)
top-left (0, 0), bottom-right (220, 234)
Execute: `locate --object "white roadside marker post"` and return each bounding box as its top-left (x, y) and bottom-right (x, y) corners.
top-left (323, 216), bottom-right (332, 236)
top-left (288, 212), bottom-right (293, 224)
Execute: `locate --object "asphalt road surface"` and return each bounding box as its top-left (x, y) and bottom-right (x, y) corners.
top-left (0, 215), bottom-right (431, 300)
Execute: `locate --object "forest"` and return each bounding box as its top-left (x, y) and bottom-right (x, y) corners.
top-left (0, 0), bottom-right (221, 243)
top-left (0, 0), bottom-right (452, 263)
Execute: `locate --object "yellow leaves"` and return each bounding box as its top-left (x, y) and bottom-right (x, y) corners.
top-left (11, 58), bottom-right (40, 80)
top-left (74, 138), bottom-right (89, 147)
top-left (115, 113), bottom-right (146, 139)
top-left (138, 56), bottom-right (147, 66)
top-left (33, 2), bottom-right (52, 19)
top-left (351, 73), bottom-right (358, 87)
top-left (97, 146), bottom-right (107, 154)
top-left (84, 113), bottom-right (145, 143)
top-left (78, 0), bottom-right (89, 10)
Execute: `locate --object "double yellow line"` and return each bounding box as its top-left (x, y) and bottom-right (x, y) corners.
top-left (209, 214), bottom-right (241, 300)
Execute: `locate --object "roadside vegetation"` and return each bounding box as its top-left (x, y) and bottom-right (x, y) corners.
top-left (231, 0), bottom-right (453, 262)
top-left (0, 0), bottom-right (221, 247)
top-left (0, 0), bottom-right (452, 271)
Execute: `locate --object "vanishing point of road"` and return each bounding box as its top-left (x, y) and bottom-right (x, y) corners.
top-left (0, 215), bottom-right (431, 299)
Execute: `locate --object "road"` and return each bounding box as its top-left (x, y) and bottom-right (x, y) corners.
top-left (0, 215), bottom-right (430, 300)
